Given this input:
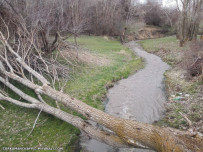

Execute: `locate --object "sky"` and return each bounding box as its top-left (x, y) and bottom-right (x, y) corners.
top-left (162, 0), bottom-right (177, 8)
top-left (137, 0), bottom-right (177, 8)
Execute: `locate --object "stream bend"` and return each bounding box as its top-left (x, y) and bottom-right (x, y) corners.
top-left (80, 41), bottom-right (170, 152)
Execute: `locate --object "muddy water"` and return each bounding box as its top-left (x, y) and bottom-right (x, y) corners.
top-left (80, 41), bottom-right (170, 152)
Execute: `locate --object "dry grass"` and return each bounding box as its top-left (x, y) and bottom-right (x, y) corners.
top-left (62, 49), bottom-right (111, 66)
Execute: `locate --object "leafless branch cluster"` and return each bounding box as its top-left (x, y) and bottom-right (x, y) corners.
top-left (0, 4), bottom-right (72, 88)
top-left (183, 40), bottom-right (203, 77)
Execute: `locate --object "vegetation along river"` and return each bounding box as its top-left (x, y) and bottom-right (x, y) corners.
top-left (80, 41), bottom-right (170, 152)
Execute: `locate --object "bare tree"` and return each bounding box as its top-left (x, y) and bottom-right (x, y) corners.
top-left (177, 0), bottom-right (203, 46)
top-left (86, 0), bottom-right (131, 36)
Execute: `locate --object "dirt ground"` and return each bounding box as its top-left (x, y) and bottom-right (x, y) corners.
top-left (126, 26), bottom-right (167, 41)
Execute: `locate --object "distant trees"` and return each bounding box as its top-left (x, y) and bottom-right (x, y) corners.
top-left (2, 0), bottom-right (202, 47)
top-left (143, 1), bottom-right (162, 26)
top-left (177, 0), bottom-right (203, 46)
top-left (0, 0), bottom-right (133, 45)
top-left (138, 1), bottom-right (179, 31)
top-left (88, 0), bottom-right (131, 36)
top-left (140, 0), bottom-right (203, 46)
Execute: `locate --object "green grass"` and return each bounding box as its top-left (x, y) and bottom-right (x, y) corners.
top-left (138, 35), bottom-right (201, 54)
top-left (0, 36), bottom-right (143, 151)
top-left (66, 36), bottom-right (143, 109)
top-left (138, 36), bottom-right (189, 66)
top-left (138, 36), bottom-right (185, 53)
top-left (71, 36), bottom-right (124, 52)
top-left (0, 81), bottom-right (80, 152)
top-left (125, 22), bottom-right (146, 34)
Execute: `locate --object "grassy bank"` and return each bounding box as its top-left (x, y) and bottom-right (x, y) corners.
top-left (0, 36), bottom-right (143, 151)
top-left (139, 36), bottom-right (203, 132)
top-left (138, 36), bottom-right (187, 66)
top-left (66, 36), bottom-right (143, 110)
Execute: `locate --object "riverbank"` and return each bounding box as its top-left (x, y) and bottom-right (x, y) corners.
top-left (139, 36), bottom-right (203, 133)
top-left (0, 36), bottom-right (143, 151)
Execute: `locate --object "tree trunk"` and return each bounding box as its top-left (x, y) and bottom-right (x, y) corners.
top-left (177, 0), bottom-right (203, 46)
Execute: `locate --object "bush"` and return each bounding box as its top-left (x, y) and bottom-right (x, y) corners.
top-left (143, 2), bottom-right (179, 30)
top-left (183, 40), bottom-right (203, 78)
top-left (144, 5), bottom-right (162, 26)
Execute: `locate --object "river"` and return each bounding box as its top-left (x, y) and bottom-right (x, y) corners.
top-left (79, 41), bottom-right (170, 152)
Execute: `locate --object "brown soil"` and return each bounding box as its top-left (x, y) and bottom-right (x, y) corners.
top-left (127, 26), bottom-right (166, 41)
top-left (136, 27), bottom-right (165, 40)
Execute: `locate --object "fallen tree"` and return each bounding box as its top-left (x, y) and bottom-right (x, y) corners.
top-left (0, 28), bottom-right (203, 151)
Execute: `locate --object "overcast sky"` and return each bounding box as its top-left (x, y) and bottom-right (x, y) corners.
top-left (138, 0), bottom-right (177, 8)
top-left (162, 0), bottom-right (177, 8)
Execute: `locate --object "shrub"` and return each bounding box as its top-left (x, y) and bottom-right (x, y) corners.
top-left (183, 40), bottom-right (203, 78)
top-left (144, 4), bottom-right (162, 26)
top-left (143, 2), bottom-right (179, 30)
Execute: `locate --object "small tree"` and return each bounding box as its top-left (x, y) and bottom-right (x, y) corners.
top-left (144, 2), bottom-right (162, 26)
top-left (177, 0), bottom-right (203, 46)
